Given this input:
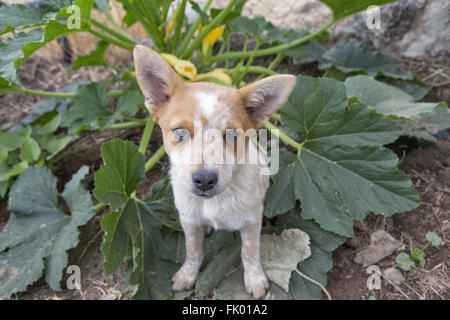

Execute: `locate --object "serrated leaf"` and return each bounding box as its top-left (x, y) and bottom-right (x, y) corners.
top-left (410, 248), bottom-right (425, 267)
top-left (117, 79), bottom-right (144, 117)
top-left (62, 82), bottom-right (119, 132)
top-left (396, 252), bottom-right (414, 271)
top-left (228, 16), bottom-right (267, 36)
top-left (0, 161), bottom-right (29, 182)
top-left (100, 178), bottom-right (176, 299)
top-left (345, 75), bottom-right (438, 119)
top-left (399, 104), bottom-right (450, 141)
top-left (0, 166), bottom-right (94, 298)
top-left (72, 40), bottom-right (109, 70)
top-left (426, 232), bottom-right (443, 248)
top-left (0, 0), bottom-right (93, 87)
top-left (0, 131), bottom-right (24, 151)
top-left (0, 1), bottom-right (70, 34)
top-left (195, 238), bottom-right (241, 298)
top-left (19, 135), bottom-right (41, 163)
top-left (319, 38), bottom-right (413, 80)
top-left (319, 0), bottom-right (399, 20)
top-left (94, 139), bottom-right (145, 210)
top-left (264, 76), bottom-right (420, 237)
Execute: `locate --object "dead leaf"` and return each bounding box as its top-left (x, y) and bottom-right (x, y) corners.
top-left (383, 267), bottom-right (405, 285)
top-left (260, 228), bottom-right (311, 292)
top-left (354, 230), bottom-right (402, 266)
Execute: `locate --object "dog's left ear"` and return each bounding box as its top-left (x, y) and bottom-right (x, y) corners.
top-left (239, 75), bottom-right (296, 127)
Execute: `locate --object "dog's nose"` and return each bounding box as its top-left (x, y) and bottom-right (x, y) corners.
top-left (192, 170), bottom-right (218, 192)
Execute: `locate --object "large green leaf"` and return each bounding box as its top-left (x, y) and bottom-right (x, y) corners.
top-left (0, 1), bottom-right (72, 34)
top-left (0, 0), bottom-right (93, 88)
top-left (264, 76), bottom-right (420, 237)
top-left (71, 40), bottom-right (109, 70)
top-left (101, 178), bottom-right (177, 299)
top-left (0, 166), bottom-right (94, 298)
top-left (345, 75), bottom-right (439, 119)
top-left (94, 139), bottom-right (145, 210)
top-left (62, 82), bottom-right (120, 132)
top-left (319, 38), bottom-right (413, 80)
top-left (319, 0), bottom-right (400, 20)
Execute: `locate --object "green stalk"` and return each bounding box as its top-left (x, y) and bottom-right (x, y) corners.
top-left (103, 8), bottom-right (131, 39)
top-left (138, 116), bottom-right (156, 155)
top-left (210, 20), bottom-right (335, 63)
top-left (88, 28), bottom-right (135, 51)
top-left (176, 0), bottom-right (213, 57)
top-left (136, 0), bottom-right (165, 49)
top-left (256, 52), bottom-right (284, 81)
top-left (103, 121), bottom-right (146, 130)
top-left (171, 0), bottom-right (187, 50)
top-left (145, 145), bottom-right (166, 172)
top-left (18, 87), bottom-right (123, 98)
top-left (91, 18), bottom-right (135, 44)
top-left (270, 113), bottom-right (281, 121)
top-left (182, 0), bottom-right (237, 59)
top-left (229, 65), bottom-right (277, 76)
top-left (122, 0), bottom-right (164, 49)
top-left (264, 121), bottom-right (302, 150)
top-left (236, 40), bottom-right (260, 85)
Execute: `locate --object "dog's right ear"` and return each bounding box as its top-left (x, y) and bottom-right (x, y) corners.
top-left (133, 45), bottom-right (183, 116)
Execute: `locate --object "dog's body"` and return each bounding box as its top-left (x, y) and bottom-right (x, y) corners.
top-left (134, 46), bottom-right (295, 298)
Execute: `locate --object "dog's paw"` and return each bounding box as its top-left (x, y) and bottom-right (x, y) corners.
top-left (244, 268), bottom-right (270, 299)
top-left (171, 264), bottom-right (199, 292)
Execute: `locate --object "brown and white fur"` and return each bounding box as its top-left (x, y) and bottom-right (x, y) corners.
top-left (134, 45), bottom-right (295, 299)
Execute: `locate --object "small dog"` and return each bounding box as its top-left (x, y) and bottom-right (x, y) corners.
top-left (134, 45), bottom-right (295, 298)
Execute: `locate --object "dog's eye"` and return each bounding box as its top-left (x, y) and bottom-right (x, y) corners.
top-left (224, 129), bottom-right (239, 143)
top-left (172, 127), bottom-right (190, 142)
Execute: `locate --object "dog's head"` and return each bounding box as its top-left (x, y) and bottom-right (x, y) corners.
top-left (134, 46), bottom-right (295, 198)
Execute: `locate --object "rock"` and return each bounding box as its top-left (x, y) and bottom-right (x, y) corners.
top-left (354, 230), bottom-right (402, 266)
top-left (334, 0), bottom-right (450, 59)
top-left (383, 267), bottom-right (406, 285)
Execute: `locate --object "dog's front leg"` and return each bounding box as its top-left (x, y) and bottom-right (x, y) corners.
top-left (172, 222), bottom-right (205, 292)
top-left (240, 213), bottom-right (269, 299)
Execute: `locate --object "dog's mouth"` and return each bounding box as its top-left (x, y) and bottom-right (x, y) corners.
top-left (192, 190), bottom-right (217, 199)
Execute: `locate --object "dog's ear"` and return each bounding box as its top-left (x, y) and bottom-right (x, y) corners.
top-left (239, 75), bottom-right (296, 127)
top-left (133, 45), bottom-right (183, 116)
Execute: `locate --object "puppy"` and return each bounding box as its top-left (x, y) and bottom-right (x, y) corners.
top-left (134, 45), bottom-right (295, 298)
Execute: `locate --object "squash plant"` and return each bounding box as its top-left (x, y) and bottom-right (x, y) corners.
top-left (0, 0), bottom-right (448, 299)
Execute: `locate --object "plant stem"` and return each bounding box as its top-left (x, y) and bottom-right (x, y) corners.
top-left (18, 87), bottom-right (123, 98)
top-left (88, 28), bottom-right (135, 51)
top-left (182, 0), bottom-right (237, 59)
top-left (145, 145), bottom-right (166, 172)
top-left (229, 65), bottom-right (278, 76)
top-left (270, 113), bottom-right (281, 121)
top-left (172, 0), bottom-right (187, 49)
top-left (256, 52), bottom-right (284, 81)
top-left (91, 18), bottom-right (135, 44)
top-left (176, 0), bottom-right (213, 56)
top-left (138, 116), bottom-right (156, 155)
top-left (236, 39), bottom-right (260, 85)
top-left (103, 121), bottom-right (146, 130)
top-left (102, 8), bottom-right (131, 39)
top-left (264, 121), bottom-right (302, 150)
top-left (210, 20), bottom-right (335, 63)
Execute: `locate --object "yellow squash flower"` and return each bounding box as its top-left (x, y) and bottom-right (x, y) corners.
top-left (202, 25), bottom-right (225, 56)
top-left (174, 60), bottom-right (197, 80)
top-left (194, 68), bottom-right (232, 85)
top-left (160, 53), bottom-right (178, 66)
